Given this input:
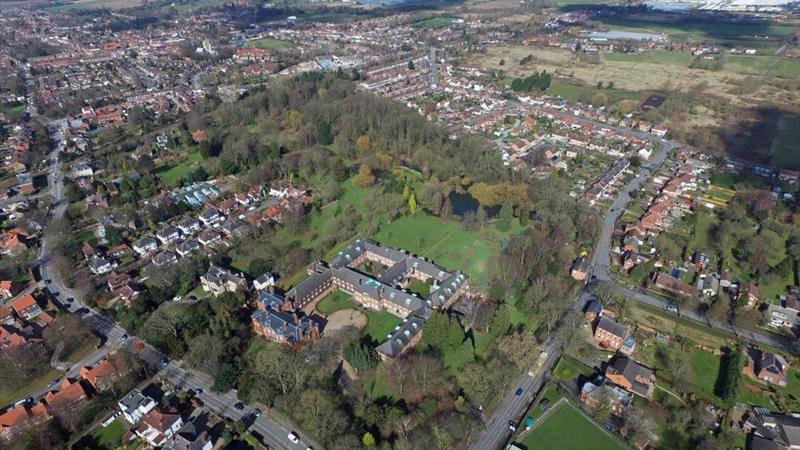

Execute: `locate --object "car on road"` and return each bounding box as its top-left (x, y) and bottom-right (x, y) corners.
top-left (508, 421), bottom-right (517, 432)
top-left (76, 307), bottom-right (89, 315)
top-left (194, 388), bottom-right (203, 395)
top-left (288, 432), bottom-right (300, 444)
top-left (66, 297), bottom-right (74, 303)
top-left (234, 402), bottom-right (245, 411)
top-left (161, 358), bottom-right (169, 367)
top-left (515, 388), bottom-right (524, 396)
top-left (665, 304), bottom-right (679, 313)
top-left (121, 334), bottom-right (128, 341)
top-left (253, 408), bottom-right (261, 417)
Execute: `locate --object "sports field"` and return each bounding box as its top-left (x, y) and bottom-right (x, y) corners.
top-left (518, 401), bottom-right (629, 450)
top-left (245, 37), bottom-right (292, 50)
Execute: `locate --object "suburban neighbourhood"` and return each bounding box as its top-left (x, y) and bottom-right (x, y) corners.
top-left (0, 0), bottom-right (799, 449)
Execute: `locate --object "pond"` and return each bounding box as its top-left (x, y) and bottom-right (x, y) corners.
top-left (448, 192), bottom-right (500, 218)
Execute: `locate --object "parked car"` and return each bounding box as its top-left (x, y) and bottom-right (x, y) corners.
top-left (288, 432), bottom-right (299, 444)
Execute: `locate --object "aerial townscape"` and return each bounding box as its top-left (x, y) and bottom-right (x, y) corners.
top-left (0, 0), bottom-right (798, 448)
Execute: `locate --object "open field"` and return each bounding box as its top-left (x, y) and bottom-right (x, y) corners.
top-left (770, 113), bottom-right (800, 170)
top-left (414, 17), bottom-right (460, 28)
top-left (155, 151), bottom-right (202, 187)
top-left (518, 400), bottom-right (629, 450)
top-left (245, 38), bottom-right (292, 50)
top-left (0, 368), bottom-right (61, 407)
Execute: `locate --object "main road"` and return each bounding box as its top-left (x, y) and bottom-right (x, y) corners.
top-left (470, 127), bottom-right (678, 450)
top-left (25, 119), bottom-right (312, 450)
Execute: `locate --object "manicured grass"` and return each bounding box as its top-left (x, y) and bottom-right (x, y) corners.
top-left (771, 114), bottom-right (800, 170)
top-left (547, 81), bottom-right (643, 105)
top-left (93, 419), bottom-right (126, 449)
top-left (526, 386), bottom-right (564, 420)
top-left (156, 152), bottom-right (202, 187)
top-left (689, 350), bottom-right (722, 405)
top-left (518, 401), bottom-right (629, 450)
top-left (315, 290), bottom-right (354, 315)
top-left (245, 37), bottom-right (291, 50)
top-left (363, 310), bottom-right (403, 343)
top-left (553, 356), bottom-right (595, 382)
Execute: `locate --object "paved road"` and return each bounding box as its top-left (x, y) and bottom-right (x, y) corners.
top-left (17, 119), bottom-right (311, 450)
top-left (589, 138), bottom-right (674, 282)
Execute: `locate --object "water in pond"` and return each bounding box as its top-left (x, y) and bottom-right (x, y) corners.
top-left (448, 192), bottom-right (500, 218)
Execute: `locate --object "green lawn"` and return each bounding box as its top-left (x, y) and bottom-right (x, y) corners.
top-left (518, 401), bottom-right (629, 450)
top-left (553, 356), bottom-right (596, 382)
top-left (93, 419), bottom-right (126, 449)
top-left (363, 310), bottom-right (403, 343)
top-left (547, 81), bottom-right (643, 105)
top-left (598, 18), bottom-right (794, 46)
top-left (689, 349), bottom-right (722, 405)
top-left (156, 152), bottom-right (202, 187)
top-left (245, 37), bottom-right (291, 50)
top-left (315, 290), bottom-right (353, 315)
top-left (603, 51), bottom-right (692, 66)
top-left (725, 55), bottom-right (800, 79)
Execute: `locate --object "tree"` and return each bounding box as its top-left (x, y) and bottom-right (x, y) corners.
top-left (317, 120), bottom-right (333, 145)
top-left (596, 81), bottom-right (604, 89)
top-left (496, 331), bottom-right (539, 373)
top-left (716, 346), bottom-right (743, 406)
top-left (247, 258), bottom-right (271, 278)
top-left (497, 201), bottom-right (513, 232)
top-left (353, 164), bottom-right (376, 188)
top-left (499, 59), bottom-right (505, 66)
top-left (408, 60), bottom-right (415, 70)
top-left (362, 432), bottom-right (376, 447)
top-left (421, 312), bottom-right (463, 353)
top-left (408, 192), bottom-right (417, 214)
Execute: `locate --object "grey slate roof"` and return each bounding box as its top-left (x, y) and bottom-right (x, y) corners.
top-left (375, 313), bottom-right (426, 359)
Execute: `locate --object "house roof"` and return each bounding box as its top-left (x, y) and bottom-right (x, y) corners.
top-left (80, 360), bottom-right (118, 389)
top-left (44, 378), bottom-right (88, 409)
top-left (252, 308), bottom-right (314, 345)
top-left (596, 316), bottom-right (626, 339)
top-left (143, 409), bottom-right (182, 433)
top-left (606, 356), bottom-right (654, 397)
top-left (10, 294), bottom-right (38, 314)
top-left (375, 313), bottom-right (425, 358)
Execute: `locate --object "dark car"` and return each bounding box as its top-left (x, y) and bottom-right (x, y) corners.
top-left (234, 402), bottom-right (245, 411)
top-left (515, 388), bottom-right (524, 396)
top-left (76, 307), bottom-right (89, 314)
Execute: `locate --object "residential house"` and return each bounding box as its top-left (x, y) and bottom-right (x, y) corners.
top-left (653, 272), bottom-right (697, 298)
top-left (744, 348), bottom-right (790, 387)
top-left (605, 356), bottom-right (656, 399)
top-left (0, 403), bottom-right (49, 442)
top-left (692, 251), bottom-right (709, 270)
top-left (0, 281), bottom-right (24, 300)
top-left (119, 389), bottom-right (156, 424)
top-left (109, 243), bottom-right (131, 259)
top-left (0, 307), bottom-right (14, 326)
top-left (251, 307), bottom-right (320, 347)
top-left (167, 415), bottom-right (214, 450)
top-left (133, 237), bottom-right (159, 256)
top-left (10, 295), bottom-right (42, 321)
top-left (43, 378), bottom-right (89, 415)
top-left (152, 251), bottom-right (178, 268)
top-left (580, 376), bottom-right (633, 417)
top-left (220, 218), bottom-right (252, 238)
top-left (767, 303), bottom-right (800, 329)
top-left (0, 228), bottom-right (28, 254)
top-left (201, 265), bottom-right (248, 297)
top-left (197, 230), bottom-right (221, 247)
top-left (593, 316), bottom-right (629, 352)
top-left (253, 273), bottom-right (276, 292)
top-left (175, 240), bottom-right (200, 258)
top-left (696, 274), bottom-right (720, 297)
top-left (119, 284), bottom-right (142, 305)
top-left (156, 226), bottom-right (181, 245)
top-left (741, 282), bottom-right (761, 308)
top-left (571, 258), bottom-right (589, 281)
top-left (743, 409), bottom-right (800, 449)
top-left (198, 208), bottom-right (222, 227)
top-left (80, 359), bottom-right (126, 393)
top-left (107, 271), bottom-right (131, 291)
top-left (134, 409), bottom-right (183, 447)
top-left (584, 298), bottom-right (604, 323)
top-left (177, 218), bottom-right (201, 236)
top-left (88, 256), bottom-right (114, 275)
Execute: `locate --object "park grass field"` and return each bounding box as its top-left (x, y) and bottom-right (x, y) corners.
top-left (596, 17), bottom-right (794, 46)
top-left (245, 37), bottom-right (292, 50)
top-left (518, 400), bottom-right (629, 450)
top-left (770, 114), bottom-right (800, 170)
top-left (155, 151), bottom-right (202, 188)
top-left (725, 56), bottom-right (800, 80)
